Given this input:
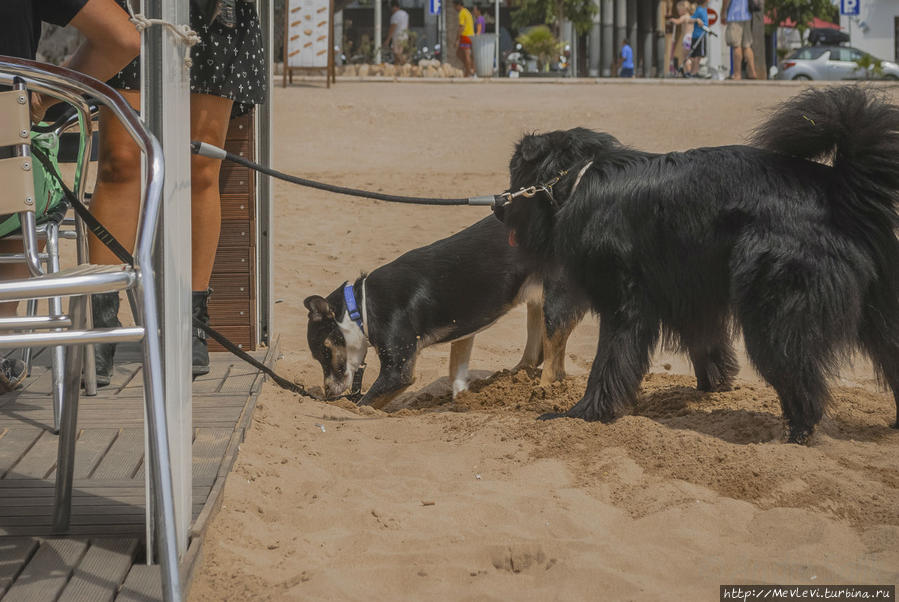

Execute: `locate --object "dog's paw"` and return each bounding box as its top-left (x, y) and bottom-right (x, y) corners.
top-left (565, 395), bottom-right (617, 423)
top-left (451, 379), bottom-right (469, 398)
top-left (786, 425), bottom-right (814, 446)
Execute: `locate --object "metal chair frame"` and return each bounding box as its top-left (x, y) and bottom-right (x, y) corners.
top-left (0, 56), bottom-right (180, 602)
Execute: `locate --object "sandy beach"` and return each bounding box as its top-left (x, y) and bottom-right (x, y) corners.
top-left (188, 80), bottom-right (899, 601)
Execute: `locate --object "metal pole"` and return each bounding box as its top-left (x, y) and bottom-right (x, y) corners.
top-left (495, 0), bottom-right (500, 76)
top-left (144, 0), bottom-right (193, 566)
top-left (375, 0), bottom-right (382, 64)
top-left (440, 1), bottom-right (447, 64)
top-left (257, 0), bottom-right (273, 346)
top-left (601, 0), bottom-right (613, 76)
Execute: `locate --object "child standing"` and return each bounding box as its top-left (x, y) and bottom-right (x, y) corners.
top-left (619, 38), bottom-right (635, 77)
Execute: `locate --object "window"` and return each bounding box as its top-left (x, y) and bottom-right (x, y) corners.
top-left (789, 47), bottom-right (828, 60)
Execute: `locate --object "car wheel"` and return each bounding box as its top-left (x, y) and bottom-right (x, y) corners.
top-left (792, 74), bottom-right (812, 81)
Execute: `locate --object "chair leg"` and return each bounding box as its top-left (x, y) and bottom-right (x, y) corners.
top-left (134, 287), bottom-right (182, 602)
top-left (73, 214), bottom-right (97, 396)
top-left (45, 223), bottom-right (68, 432)
top-left (22, 299), bottom-right (37, 376)
top-left (52, 294), bottom-right (86, 533)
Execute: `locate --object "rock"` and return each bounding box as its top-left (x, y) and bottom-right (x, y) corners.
top-left (383, 64), bottom-right (396, 77)
top-left (424, 66), bottom-right (438, 78)
top-left (400, 64), bottom-right (412, 77)
top-left (410, 65), bottom-right (422, 77)
top-left (357, 64), bottom-right (369, 77)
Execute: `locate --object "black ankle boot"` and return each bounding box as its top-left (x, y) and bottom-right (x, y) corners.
top-left (192, 289), bottom-right (212, 378)
top-left (92, 292), bottom-right (121, 387)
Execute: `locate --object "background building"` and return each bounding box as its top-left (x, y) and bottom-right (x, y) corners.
top-left (839, 0), bottom-right (899, 61)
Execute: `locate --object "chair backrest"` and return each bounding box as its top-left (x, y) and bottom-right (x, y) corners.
top-left (0, 87), bottom-right (36, 216)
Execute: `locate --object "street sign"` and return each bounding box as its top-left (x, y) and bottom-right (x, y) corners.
top-left (430, 0), bottom-right (440, 15)
top-left (707, 7), bottom-right (717, 26)
top-left (840, 0), bottom-right (859, 16)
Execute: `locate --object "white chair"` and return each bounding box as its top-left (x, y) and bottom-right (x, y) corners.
top-left (0, 56), bottom-right (180, 601)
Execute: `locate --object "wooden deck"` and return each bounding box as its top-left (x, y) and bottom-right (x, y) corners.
top-left (0, 343), bottom-right (271, 601)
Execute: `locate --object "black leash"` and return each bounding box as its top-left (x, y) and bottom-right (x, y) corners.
top-left (191, 141), bottom-right (499, 208)
top-left (30, 145), bottom-right (319, 398)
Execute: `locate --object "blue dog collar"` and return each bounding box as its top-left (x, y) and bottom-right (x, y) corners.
top-left (343, 283), bottom-right (365, 333)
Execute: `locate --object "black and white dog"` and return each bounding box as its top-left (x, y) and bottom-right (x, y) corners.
top-left (496, 86), bottom-right (899, 443)
top-left (304, 216), bottom-right (587, 408)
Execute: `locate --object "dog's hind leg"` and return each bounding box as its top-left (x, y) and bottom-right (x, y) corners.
top-left (565, 301), bottom-right (659, 422)
top-left (514, 302), bottom-right (544, 371)
top-left (858, 296), bottom-right (899, 429)
top-left (735, 259), bottom-right (848, 444)
top-left (449, 336), bottom-right (475, 397)
top-left (686, 327), bottom-right (739, 393)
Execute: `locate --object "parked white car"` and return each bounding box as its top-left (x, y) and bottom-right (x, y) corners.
top-left (774, 46), bottom-right (899, 80)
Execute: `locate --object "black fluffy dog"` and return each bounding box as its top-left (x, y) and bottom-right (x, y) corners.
top-left (497, 86), bottom-right (899, 443)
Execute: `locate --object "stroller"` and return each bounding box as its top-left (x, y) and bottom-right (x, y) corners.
top-left (676, 22), bottom-right (717, 78)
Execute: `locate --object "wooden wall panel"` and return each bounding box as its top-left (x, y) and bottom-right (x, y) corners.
top-left (209, 111), bottom-right (256, 351)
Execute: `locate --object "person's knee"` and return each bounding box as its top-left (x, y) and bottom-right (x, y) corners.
top-left (191, 157), bottom-right (222, 194)
top-left (97, 142), bottom-right (141, 185)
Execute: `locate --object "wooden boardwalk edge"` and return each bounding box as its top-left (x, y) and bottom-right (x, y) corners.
top-left (180, 336), bottom-right (281, 600)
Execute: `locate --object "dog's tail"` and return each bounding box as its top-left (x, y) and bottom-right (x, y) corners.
top-left (751, 86), bottom-right (899, 236)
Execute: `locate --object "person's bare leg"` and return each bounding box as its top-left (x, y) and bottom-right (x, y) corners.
top-left (732, 47), bottom-right (743, 79)
top-left (464, 48), bottom-right (474, 76)
top-left (189, 93), bottom-right (233, 291)
top-left (89, 89), bottom-right (142, 266)
top-left (743, 46), bottom-right (757, 78)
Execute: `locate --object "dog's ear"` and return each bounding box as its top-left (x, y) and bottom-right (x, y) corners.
top-left (304, 295), bottom-right (334, 321)
top-left (518, 134), bottom-right (550, 163)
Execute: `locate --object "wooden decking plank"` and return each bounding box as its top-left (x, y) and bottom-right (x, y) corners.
top-left (191, 428), bottom-right (232, 485)
top-left (0, 538), bottom-right (38, 597)
top-left (5, 430), bottom-right (58, 480)
top-left (91, 428), bottom-right (143, 480)
top-left (116, 564), bottom-right (161, 602)
top-left (2, 538), bottom-right (87, 601)
top-left (74, 428), bottom-right (119, 480)
top-left (57, 538), bottom-right (138, 602)
top-left (0, 525), bottom-right (143, 537)
top-left (190, 361), bottom-right (232, 394)
top-left (0, 427), bottom-right (42, 479)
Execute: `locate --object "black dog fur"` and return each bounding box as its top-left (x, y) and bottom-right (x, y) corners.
top-left (499, 86), bottom-right (899, 443)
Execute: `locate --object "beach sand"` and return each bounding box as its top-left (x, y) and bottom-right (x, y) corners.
top-left (188, 81), bottom-right (899, 600)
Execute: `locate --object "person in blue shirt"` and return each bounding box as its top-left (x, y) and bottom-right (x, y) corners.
top-left (619, 38), bottom-right (634, 78)
top-left (722, 0), bottom-right (758, 79)
top-left (688, 0), bottom-right (710, 76)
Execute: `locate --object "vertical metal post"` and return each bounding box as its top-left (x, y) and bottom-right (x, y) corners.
top-left (257, 0), bottom-right (274, 346)
top-left (375, 0), bottom-right (382, 64)
top-left (494, 0), bottom-right (500, 76)
top-left (589, 0), bottom-right (601, 76)
top-left (601, 0), bottom-right (614, 76)
top-left (143, 0), bottom-right (193, 559)
top-left (615, 0), bottom-right (626, 54)
top-left (440, 1), bottom-right (447, 64)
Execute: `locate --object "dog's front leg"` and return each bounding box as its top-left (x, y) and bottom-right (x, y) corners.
top-left (357, 349), bottom-right (417, 410)
top-left (449, 336), bottom-right (475, 397)
top-left (566, 305), bottom-right (659, 422)
top-left (540, 277), bottom-right (589, 385)
top-left (541, 318), bottom-right (576, 385)
top-left (514, 302), bottom-right (544, 371)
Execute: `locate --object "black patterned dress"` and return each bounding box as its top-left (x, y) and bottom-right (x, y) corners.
top-left (110, 0), bottom-right (267, 115)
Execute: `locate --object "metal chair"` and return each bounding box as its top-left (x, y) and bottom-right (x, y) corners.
top-left (2, 107), bottom-right (101, 434)
top-left (0, 56), bottom-right (181, 601)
